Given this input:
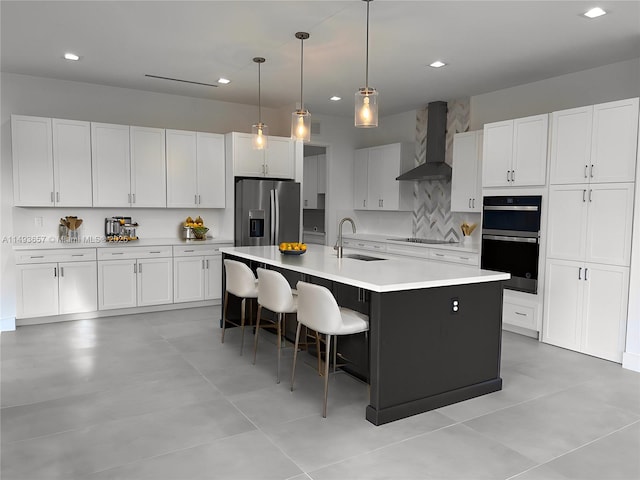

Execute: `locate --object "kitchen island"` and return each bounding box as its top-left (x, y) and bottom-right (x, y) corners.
top-left (220, 245), bottom-right (510, 425)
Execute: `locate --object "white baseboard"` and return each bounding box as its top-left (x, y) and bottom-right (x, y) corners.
top-left (1, 316), bottom-right (16, 332)
top-left (622, 351), bottom-right (640, 373)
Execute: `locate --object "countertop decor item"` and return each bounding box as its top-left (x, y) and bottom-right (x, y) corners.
top-left (183, 215), bottom-right (208, 240)
top-left (461, 222), bottom-right (477, 237)
top-left (279, 242), bottom-right (307, 255)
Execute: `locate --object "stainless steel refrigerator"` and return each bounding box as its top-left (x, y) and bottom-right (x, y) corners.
top-left (235, 179), bottom-right (301, 246)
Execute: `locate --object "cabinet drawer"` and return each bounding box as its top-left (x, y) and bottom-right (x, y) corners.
top-left (428, 250), bottom-right (479, 266)
top-left (15, 248), bottom-right (96, 264)
top-left (173, 243), bottom-right (232, 257)
top-left (343, 239), bottom-right (386, 253)
top-left (385, 244), bottom-right (428, 258)
top-left (503, 302), bottom-right (536, 330)
top-left (97, 245), bottom-right (172, 260)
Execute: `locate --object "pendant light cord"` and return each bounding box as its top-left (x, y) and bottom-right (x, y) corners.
top-left (258, 62), bottom-right (262, 123)
top-left (365, 0), bottom-right (370, 89)
top-left (300, 37), bottom-right (304, 111)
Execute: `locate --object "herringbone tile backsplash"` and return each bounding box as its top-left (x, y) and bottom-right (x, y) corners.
top-left (412, 98), bottom-right (473, 241)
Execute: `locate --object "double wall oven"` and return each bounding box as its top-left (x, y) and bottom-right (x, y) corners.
top-left (481, 195), bottom-right (542, 294)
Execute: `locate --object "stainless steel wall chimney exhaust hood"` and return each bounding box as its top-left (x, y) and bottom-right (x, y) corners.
top-left (396, 101), bottom-right (451, 181)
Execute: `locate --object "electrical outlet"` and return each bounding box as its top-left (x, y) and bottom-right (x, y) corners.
top-left (34, 216), bottom-right (44, 228)
top-left (451, 297), bottom-right (460, 314)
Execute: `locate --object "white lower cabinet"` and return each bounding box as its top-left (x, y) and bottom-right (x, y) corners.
top-left (97, 246), bottom-right (173, 310)
top-left (16, 249), bottom-right (98, 319)
top-left (502, 291), bottom-right (539, 331)
top-left (543, 259), bottom-right (629, 363)
top-left (173, 244), bottom-right (230, 303)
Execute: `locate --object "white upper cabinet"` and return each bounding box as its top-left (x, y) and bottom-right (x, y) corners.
top-left (547, 183), bottom-right (634, 267)
top-left (130, 126), bottom-right (167, 207)
top-left (317, 154), bottom-right (327, 194)
top-left (227, 132), bottom-right (295, 179)
top-left (196, 132), bottom-right (226, 208)
top-left (550, 98), bottom-right (639, 184)
top-left (483, 114), bottom-right (548, 187)
top-left (12, 115), bottom-right (92, 207)
top-left (451, 131), bottom-right (482, 212)
top-left (92, 122), bottom-right (131, 207)
top-left (303, 155), bottom-right (319, 209)
top-left (52, 119), bottom-right (92, 207)
top-left (353, 149), bottom-right (369, 209)
top-left (353, 143), bottom-right (413, 211)
top-left (166, 130), bottom-right (225, 208)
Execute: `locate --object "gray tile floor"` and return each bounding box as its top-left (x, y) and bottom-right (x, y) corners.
top-left (1, 306), bottom-right (639, 480)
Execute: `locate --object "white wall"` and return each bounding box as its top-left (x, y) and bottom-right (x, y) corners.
top-left (470, 58), bottom-right (640, 128)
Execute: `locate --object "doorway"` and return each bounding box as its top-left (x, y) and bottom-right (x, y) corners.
top-left (302, 145), bottom-right (327, 245)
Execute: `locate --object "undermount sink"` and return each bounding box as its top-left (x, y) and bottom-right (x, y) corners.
top-left (344, 253), bottom-right (386, 262)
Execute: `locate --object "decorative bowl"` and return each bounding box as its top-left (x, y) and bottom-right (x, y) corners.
top-left (280, 249), bottom-right (306, 255)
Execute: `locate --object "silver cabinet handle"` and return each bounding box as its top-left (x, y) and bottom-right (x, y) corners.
top-left (472, 198), bottom-right (475, 208)
top-left (469, 198), bottom-right (472, 209)
top-left (150, 251), bottom-right (161, 254)
top-left (506, 170), bottom-right (510, 182)
top-left (202, 259), bottom-right (205, 269)
top-left (198, 194), bottom-right (201, 204)
top-left (584, 165), bottom-right (588, 178)
top-left (435, 253), bottom-right (445, 257)
top-left (206, 259), bottom-right (209, 269)
top-left (195, 194), bottom-right (198, 205)
top-left (184, 249), bottom-right (194, 252)
top-left (364, 199), bottom-right (367, 208)
top-left (585, 268), bottom-right (588, 281)
top-left (139, 264), bottom-right (142, 274)
top-left (51, 192), bottom-right (54, 203)
top-left (304, 200), bottom-right (308, 207)
top-left (111, 252), bottom-right (124, 255)
top-left (30, 255), bottom-right (44, 259)
top-left (71, 254), bottom-right (84, 257)
top-left (56, 192), bottom-right (60, 202)
top-left (134, 263), bottom-right (137, 274)
top-left (583, 189), bottom-right (586, 202)
top-left (265, 164), bottom-right (269, 175)
top-left (53, 267), bottom-right (57, 277)
top-left (590, 165), bottom-right (594, 178)
top-left (60, 266), bottom-right (64, 277)
top-left (589, 189), bottom-right (592, 202)
top-left (132, 193), bottom-right (136, 204)
top-left (515, 311), bottom-right (527, 316)
top-left (578, 267), bottom-right (582, 280)
top-left (511, 170), bottom-right (515, 182)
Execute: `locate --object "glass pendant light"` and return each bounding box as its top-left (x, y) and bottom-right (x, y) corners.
top-left (355, 0), bottom-right (378, 128)
top-left (291, 32), bottom-right (311, 142)
top-left (252, 57), bottom-right (268, 149)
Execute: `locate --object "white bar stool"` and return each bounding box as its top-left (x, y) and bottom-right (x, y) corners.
top-left (254, 268), bottom-right (298, 383)
top-left (222, 259), bottom-right (259, 355)
top-left (291, 281), bottom-right (369, 417)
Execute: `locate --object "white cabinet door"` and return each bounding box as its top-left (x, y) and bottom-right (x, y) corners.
top-left (166, 129), bottom-right (198, 208)
top-left (369, 144), bottom-right (400, 210)
top-left (130, 126), bottom-right (166, 207)
top-left (353, 149), bottom-right (369, 209)
top-left (232, 132), bottom-right (265, 177)
top-left (196, 132), bottom-right (226, 208)
top-left (173, 256), bottom-right (205, 303)
top-left (303, 155), bottom-right (318, 209)
top-left (137, 258), bottom-right (173, 306)
top-left (317, 154), bottom-right (327, 194)
top-left (92, 123), bottom-right (131, 207)
top-left (58, 261), bottom-right (97, 314)
top-left (591, 98), bottom-right (639, 183)
top-left (546, 185), bottom-right (588, 262)
top-left (482, 120), bottom-right (513, 187)
top-left (98, 259), bottom-right (137, 310)
top-left (11, 115), bottom-right (54, 206)
top-left (542, 259), bottom-right (583, 352)
top-left (582, 264), bottom-right (629, 363)
top-left (549, 106), bottom-right (592, 184)
top-left (16, 263), bottom-right (59, 318)
top-left (451, 131), bottom-right (481, 212)
top-left (204, 255), bottom-right (223, 301)
top-left (512, 114), bottom-right (548, 186)
top-left (585, 183), bottom-right (634, 266)
top-left (52, 119), bottom-right (92, 207)
top-left (265, 136), bottom-right (294, 179)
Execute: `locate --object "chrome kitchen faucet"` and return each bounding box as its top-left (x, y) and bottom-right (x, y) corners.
top-left (334, 217), bottom-right (356, 258)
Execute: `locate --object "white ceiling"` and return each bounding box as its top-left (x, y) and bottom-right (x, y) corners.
top-left (2, 1), bottom-right (639, 117)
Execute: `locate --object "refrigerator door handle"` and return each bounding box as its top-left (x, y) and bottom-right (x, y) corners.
top-left (274, 189), bottom-right (280, 244)
top-left (270, 189), bottom-right (276, 244)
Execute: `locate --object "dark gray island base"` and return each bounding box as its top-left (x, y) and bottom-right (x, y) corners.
top-left (220, 246), bottom-right (508, 426)
top-left (366, 282), bottom-right (503, 425)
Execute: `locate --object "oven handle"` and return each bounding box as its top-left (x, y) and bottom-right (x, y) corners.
top-left (483, 205), bottom-right (539, 212)
top-left (483, 234), bottom-right (538, 244)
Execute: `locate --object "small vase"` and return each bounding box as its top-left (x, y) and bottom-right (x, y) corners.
top-left (462, 236), bottom-right (471, 245)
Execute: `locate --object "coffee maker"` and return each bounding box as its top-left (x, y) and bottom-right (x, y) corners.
top-left (105, 217), bottom-right (139, 241)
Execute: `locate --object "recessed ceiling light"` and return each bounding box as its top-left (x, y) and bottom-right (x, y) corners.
top-left (329, 96), bottom-right (341, 101)
top-left (584, 7), bottom-right (606, 18)
top-left (218, 78), bottom-right (231, 85)
top-left (429, 61), bottom-right (446, 68)
top-left (64, 52), bottom-right (80, 61)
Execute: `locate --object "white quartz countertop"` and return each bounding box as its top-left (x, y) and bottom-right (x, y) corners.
top-left (220, 245), bottom-right (508, 293)
top-left (342, 233), bottom-right (480, 254)
top-left (11, 237), bottom-right (234, 250)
